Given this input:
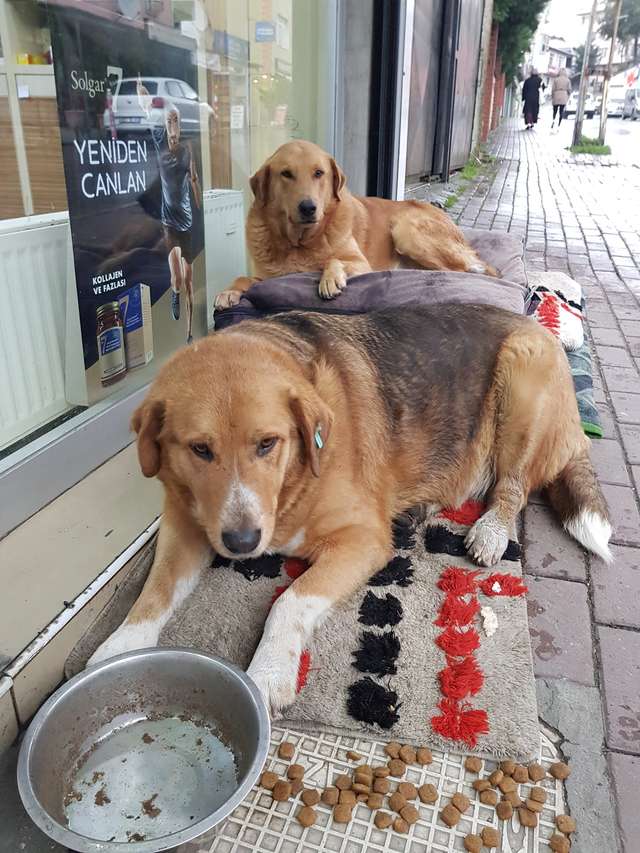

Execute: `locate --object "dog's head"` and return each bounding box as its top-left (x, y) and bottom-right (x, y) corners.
top-left (131, 332), bottom-right (333, 560)
top-left (250, 140), bottom-right (346, 245)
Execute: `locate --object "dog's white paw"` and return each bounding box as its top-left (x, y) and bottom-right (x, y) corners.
top-left (86, 621), bottom-right (160, 668)
top-left (465, 511), bottom-right (509, 567)
top-left (318, 270), bottom-right (347, 299)
top-left (214, 289), bottom-right (242, 309)
top-left (247, 640), bottom-right (299, 718)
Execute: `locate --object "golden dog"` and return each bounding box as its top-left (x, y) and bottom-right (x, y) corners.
top-left (88, 306), bottom-right (612, 715)
top-left (215, 141), bottom-right (496, 308)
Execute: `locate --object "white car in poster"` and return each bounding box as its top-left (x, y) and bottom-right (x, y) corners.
top-left (103, 77), bottom-right (214, 135)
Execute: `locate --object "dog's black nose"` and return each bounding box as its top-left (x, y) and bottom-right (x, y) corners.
top-left (221, 528), bottom-right (262, 555)
top-left (298, 199), bottom-right (317, 220)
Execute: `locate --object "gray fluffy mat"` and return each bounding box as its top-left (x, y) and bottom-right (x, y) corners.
top-left (67, 504), bottom-right (539, 760)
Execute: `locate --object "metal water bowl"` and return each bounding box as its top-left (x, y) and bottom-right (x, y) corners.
top-left (17, 648), bottom-right (270, 852)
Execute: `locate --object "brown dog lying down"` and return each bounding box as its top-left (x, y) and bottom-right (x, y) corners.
top-left (88, 306), bottom-right (612, 715)
top-left (215, 141), bottom-right (497, 308)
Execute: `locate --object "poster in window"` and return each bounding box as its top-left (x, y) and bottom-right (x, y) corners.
top-left (46, 1), bottom-right (207, 404)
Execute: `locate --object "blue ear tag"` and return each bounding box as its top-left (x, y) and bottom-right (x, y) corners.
top-left (314, 426), bottom-right (324, 450)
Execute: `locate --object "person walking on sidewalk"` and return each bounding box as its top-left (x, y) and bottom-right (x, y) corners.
top-left (522, 69), bottom-right (544, 129)
top-left (551, 68), bottom-right (572, 129)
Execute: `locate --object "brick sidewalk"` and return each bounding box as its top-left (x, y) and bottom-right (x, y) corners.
top-left (449, 117), bottom-right (640, 853)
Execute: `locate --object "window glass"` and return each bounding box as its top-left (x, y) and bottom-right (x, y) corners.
top-left (0, 0), bottom-right (336, 468)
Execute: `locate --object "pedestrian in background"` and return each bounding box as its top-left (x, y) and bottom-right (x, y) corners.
top-left (551, 67), bottom-right (572, 129)
top-left (522, 68), bottom-right (544, 130)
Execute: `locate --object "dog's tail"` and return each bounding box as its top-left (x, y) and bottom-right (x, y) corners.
top-left (547, 451), bottom-right (613, 563)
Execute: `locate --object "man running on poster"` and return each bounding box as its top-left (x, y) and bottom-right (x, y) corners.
top-left (138, 76), bottom-right (201, 344)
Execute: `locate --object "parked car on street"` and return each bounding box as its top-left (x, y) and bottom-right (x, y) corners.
top-left (565, 92), bottom-right (596, 119)
top-left (622, 86), bottom-right (639, 120)
top-left (103, 77), bottom-right (214, 135)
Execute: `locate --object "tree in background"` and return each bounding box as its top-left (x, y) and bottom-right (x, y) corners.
top-left (574, 42), bottom-right (602, 75)
top-left (599, 0), bottom-right (640, 62)
top-left (493, 0), bottom-right (549, 79)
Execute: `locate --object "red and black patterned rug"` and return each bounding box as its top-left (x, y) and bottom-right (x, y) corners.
top-left (67, 501), bottom-right (539, 760)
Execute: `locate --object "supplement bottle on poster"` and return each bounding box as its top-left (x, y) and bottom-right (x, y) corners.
top-left (96, 301), bottom-right (127, 386)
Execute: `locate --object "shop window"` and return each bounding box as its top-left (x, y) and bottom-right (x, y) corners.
top-left (0, 0), bottom-right (337, 530)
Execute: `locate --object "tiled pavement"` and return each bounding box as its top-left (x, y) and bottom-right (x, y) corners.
top-left (448, 115), bottom-right (640, 853)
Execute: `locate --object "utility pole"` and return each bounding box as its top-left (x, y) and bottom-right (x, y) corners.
top-left (573, 0), bottom-right (599, 147)
top-left (599, 0), bottom-right (624, 144)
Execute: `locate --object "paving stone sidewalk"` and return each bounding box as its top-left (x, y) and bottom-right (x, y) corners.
top-left (447, 116), bottom-right (640, 853)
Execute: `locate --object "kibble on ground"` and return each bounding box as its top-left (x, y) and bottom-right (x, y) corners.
top-left (291, 778), bottom-right (304, 796)
top-left (301, 788), bottom-right (320, 806)
top-left (397, 782), bottom-right (418, 800)
top-left (500, 760), bottom-right (516, 775)
top-left (528, 762), bottom-right (546, 782)
top-left (530, 786), bottom-right (547, 804)
top-left (518, 806), bottom-right (538, 828)
top-left (463, 834), bottom-right (483, 853)
top-left (400, 804), bottom-right (420, 825)
top-left (322, 787), bottom-right (339, 805)
top-left (399, 745), bottom-right (417, 764)
top-left (389, 792), bottom-right (407, 813)
top-left (374, 811), bottom-right (393, 829)
top-left (479, 789), bottom-right (498, 806)
top-left (335, 774), bottom-right (352, 790)
top-left (339, 789), bottom-right (356, 805)
top-left (272, 780), bottom-right (292, 801)
top-left (278, 741), bottom-right (295, 760)
top-left (549, 761), bottom-right (571, 780)
top-left (418, 783), bottom-right (438, 804)
top-left (373, 766), bottom-right (390, 778)
top-left (465, 756), bottom-right (483, 773)
top-left (373, 778), bottom-right (390, 794)
top-left (333, 804), bottom-right (353, 823)
top-left (367, 793), bottom-right (384, 810)
top-left (417, 747), bottom-right (433, 765)
top-left (498, 776), bottom-right (517, 794)
top-left (481, 826), bottom-right (500, 848)
top-left (387, 758), bottom-right (407, 777)
top-left (440, 803), bottom-right (462, 827)
top-left (512, 765), bottom-right (529, 784)
top-left (488, 769), bottom-right (503, 786)
top-left (451, 792), bottom-right (470, 813)
top-left (549, 835), bottom-right (571, 853)
top-left (384, 742), bottom-right (401, 758)
top-left (287, 764), bottom-right (304, 780)
top-left (556, 814), bottom-right (577, 834)
top-left (346, 750), bottom-right (362, 761)
top-left (503, 789), bottom-right (523, 807)
top-left (496, 799), bottom-right (513, 821)
top-left (260, 771), bottom-right (278, 790)
top-left (473, 779), bottom-right (491, 792)
top-left (393, 817), bottom-right (409, 834)
top-left (297, 805), bottom-right (316, 827)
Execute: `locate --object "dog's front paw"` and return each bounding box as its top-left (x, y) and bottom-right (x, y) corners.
top-left (214, 289), bottom-right (242, 309)
top-left (465, 510), bottom-right (509, 567)
top-left (318, 266), bottom-right (347, 300)
top-left (86, 622), bottom-right (160, 668)
top-left (247, 641), bottom-right (300, 718)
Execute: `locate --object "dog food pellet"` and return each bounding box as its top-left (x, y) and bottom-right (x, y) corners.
top-left (518, 807), bottom-right (538, 828)
top-left (335, 774), bottom-right (352, 790)
top-left (352, 783), bottom-right (370, 795)
top-left (346, 750), bottom-right (362, 761)
top-left (278, 742), bottom-right (295, 760)
top-left (398, 782), bottom-right (418, 800)
top-left (333, 804), bottom-right (353, 823)
top-left (498, 776), bottom-right (517, 794)
top-left (388, 759), bottom-right (407, 777)
top-left (287, 765), bottom-right (304, 780)
top-left (339, 790), bottom-right (356, 806)
top-left (301, 789), bottom-right (320, 806)
top-left (357, 793), bottom-right (369, 802)
top-left (481, 826), bottom-right (500, 848)
top-left (393, 817), bottom-right (409, 834)
top-left (374, 811), bottom-right (393, 829)
top-left (418, 783), bottom-right (438, 804)
top-left (512, 765), bottom-right (530, 784)
top-left (549, 835), bottom-right (571, 853)
top-left (417, 747), bottom-right (433, 765)
top-left (504, 790), bottom-right (523, 807)
top-left (260, 771), bottom-right (278, 790)
top-left (488, 769), bottom-right (504, 786)
top-left (389, 792), bottom-right (407, 813)
top-left (556, 814), bottom-right (577, 834)
top-left (496, 800), bottom-right (513, 821)
top-left (322, 787), bottom-right (339, 805)
top-left (400, 804), bottom-right (419, 825)
top-left (385, 742), bottom-right (402, 758)
top-left (367, 793), bottom-right (384, 810)
top-left (440, 804), bottom-right (462, 827)
top-left (480, 789), bottom-right (499, 807)
top-left (465, 756), bottom-right (483, 773)
top-left (356, 763), bottom-right (374, 777)
top-left (354, 771), bottom-right (372, 786)
top-left (272, 781), bottom-right (292, 801)
top-left (527, 762), bottom-right (545, 782)
top-left (291, 778), bottom-right (304, 796)
top-left (297, 805), bottom-right (316, 827)
top-left (525, 798), bottom-right (544, 813)
top-left (500, 760), bottom-right (516, 775)
top-left (373, 766), bottom-right (390, 778)
top-left (463, 834), bottom-right (483, 853)
top-left (451, 792), bottom-right (471, 813)
top-left (399, 745), bottom-right (416, 764)
top-left (473, 779), bottom-right (491, 792)
top-left (529, 786), bottom-right (547, 804)
top-left (373, 778), bottom-right (390, 794)
top-left (550, 762), bottom-right (571, 780)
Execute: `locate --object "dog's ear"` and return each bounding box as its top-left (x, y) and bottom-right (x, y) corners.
top-left (330, 158), bottom-right (346, 201)
top-left (131, 399), bottom-right (165, 477)
top-left (250, 164), bottom-right (271, 207)
top-left (289, 386), bottom-right (334, 477)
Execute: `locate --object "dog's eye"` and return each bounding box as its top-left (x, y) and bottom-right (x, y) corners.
top-left (190, 443), bottom-right (213, 462)
top-left (257, 437), bottom-right (277, 457)
top-left (281, 169), bottom-right (293, 179)
top-left (313, 169), bottom-right (324, 178)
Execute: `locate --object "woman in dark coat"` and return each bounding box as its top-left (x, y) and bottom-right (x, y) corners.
top-left (522, 69), bottom-right (544, 129)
